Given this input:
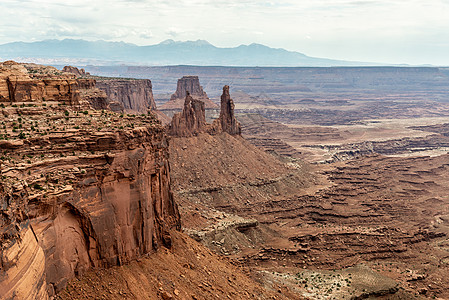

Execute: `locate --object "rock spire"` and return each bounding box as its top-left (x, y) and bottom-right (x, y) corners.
top-left (168, 85), bottom-right (241, 137)
top-left (215, 85), bottom-right (241, 135)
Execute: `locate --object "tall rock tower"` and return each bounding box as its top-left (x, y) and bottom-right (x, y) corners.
top-left (170, 76), bottom-right (208, 101)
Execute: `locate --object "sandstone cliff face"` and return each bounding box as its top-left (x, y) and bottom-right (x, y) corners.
top-left (0, 61), bottom-right (80, 105)
top-left (169, 85), bottom-right (241, 137)
top-left (78, 87), bottom-right (109, 111)
top-left (0, 62), bottom-right (181, 298)
top-left (96, 79), bottom-right (156, 113)
top-left (0, 62), bottom-right (123, 112)
top-left (63, 65), bottom-right (156, 114)
top-left (0, 226), bottom-right (48, 300)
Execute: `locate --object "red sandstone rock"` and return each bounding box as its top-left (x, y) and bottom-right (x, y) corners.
top-left (171, 76), bottom-right (208, 100)
top-left (77, 78), bottom-right (96, 89)
top-left (168, 86), bottom-right (241, 137)
top-left (0, 62), bottom-right (181, 298)
top-left (159, 76), bottom-right (218, 110)
top-left (0, 226), bottom-right (48, 300)
top-left (79, 88), bottom-right (109, 110)
top-left (0, 62), bottom-right (129, 112)
top-left (62, 66), bottom-right (90, 77)
top-left (0, 61), bottom-right (80, 105)
top-left (212, 85), bottom-right (241, 135)
top-left (96, 79), bottom-right (156, 113)
top-left (169, 92), bottom-right (208, 137)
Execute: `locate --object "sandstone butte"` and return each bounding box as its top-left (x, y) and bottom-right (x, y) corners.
top-left (159, 75), bottom-right (218, 111)
top-left (0, 61), bottom-right (181, 299)
top-left (169, 85), bottom-right (241, 137)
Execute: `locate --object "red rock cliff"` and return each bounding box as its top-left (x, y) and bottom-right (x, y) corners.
top-left (62, 66), bottom-right (156, 114)
top-left (96, 79), bottom-right (156, 113)
top-left (0, 61), bottom-right (80, 105)
top-left (0, 63), bottom-right (181, 298)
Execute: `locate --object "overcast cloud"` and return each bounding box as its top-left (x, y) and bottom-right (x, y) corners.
top-left (1, 0), bottom-right (448, 64)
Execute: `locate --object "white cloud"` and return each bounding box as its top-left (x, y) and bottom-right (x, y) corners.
top-left (165, 27), bottom-right (185, 38)
top-left (139, 29), bottom-right (154, 39)
top-left (0, 0), bottom-right (448, 64)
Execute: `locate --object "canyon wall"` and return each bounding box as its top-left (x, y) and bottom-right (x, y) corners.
top-left (0, 62), bottom-right (181, 298)
top-left (0, 61), bottom-right (110, 110)
top-left (96, 79), bottom-right (157, 113)
top-left (62, 65), bottom-right (156, 113)
top-left (0, 225), bottom-right (48, 300)
top-left (0, 61), bottom-right (80, 105)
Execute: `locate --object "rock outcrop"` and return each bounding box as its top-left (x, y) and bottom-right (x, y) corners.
top-left (62, 66), bottom-right (90, 77)
top-left (171, 76), bottom-right (208, 101)
top-left (0, 61), bottom-right (80, 105)
top-left (0, 62), bottom-right (130, 112)
top-left (168, 85), bottom-right (241, 137)
top-left (96, 79), bottom-right (156, 113)
top-left (0, 62), bottom-right (181, 298)
top-left (159, 76), bottom-right (218, 111)
top-left (169, 92), bottom-right (208, 137)
top-left (78, 87), bottom-right (109, 110)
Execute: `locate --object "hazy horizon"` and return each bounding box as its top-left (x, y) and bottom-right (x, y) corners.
top-left (1, 0), bottom-right (448, 65)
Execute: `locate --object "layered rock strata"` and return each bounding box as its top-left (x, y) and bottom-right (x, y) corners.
top-left (95, 79), bottom-right (156, 113)
top-left (0, 61), bottom-right (112, 111)
top-left (0, 62), bottom-right (181, 298)
top-left (168, 86), bottom-right (241, 137)
top-left (0, 226), bottom-right (48, 300)
top-left (171, 76), bottom-right (208, 100)
top-left (159, 76), bottom-right (218, 111)
top-left (62, 65), bottom-right (155, 113)
top-left (0, 61), bottom-right (80, 105)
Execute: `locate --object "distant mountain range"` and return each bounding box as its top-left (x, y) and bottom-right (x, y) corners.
top-left (0, 38), bottom-right (384, 67)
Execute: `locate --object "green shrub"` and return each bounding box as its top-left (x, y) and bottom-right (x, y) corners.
top-left (33, 183), bottom-right (44, 190)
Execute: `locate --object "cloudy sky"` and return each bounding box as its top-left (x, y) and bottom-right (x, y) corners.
top-left (1, 0), bottom-right (448, 65)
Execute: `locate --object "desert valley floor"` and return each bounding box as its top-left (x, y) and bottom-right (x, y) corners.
top-left (58, 66), bottom-right (449, 299)
top-left (3, 63), bottom-right (449, 299)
